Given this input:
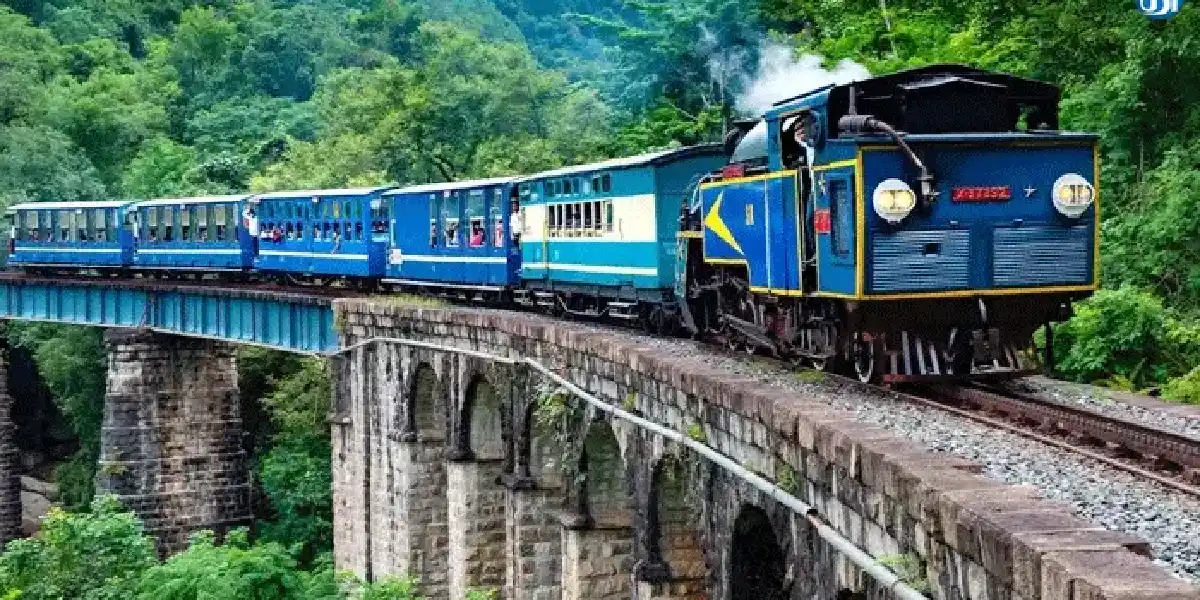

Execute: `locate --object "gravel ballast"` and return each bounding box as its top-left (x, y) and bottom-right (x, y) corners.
top-left (1005, 376), bottom-right (1200, 439)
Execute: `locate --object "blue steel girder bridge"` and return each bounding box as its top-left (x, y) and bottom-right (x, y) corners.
top-left (0, 273), bottom-right (339, 353)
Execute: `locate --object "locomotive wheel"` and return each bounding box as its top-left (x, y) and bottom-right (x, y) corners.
top-left (853, 336), bottom-right (878, 384)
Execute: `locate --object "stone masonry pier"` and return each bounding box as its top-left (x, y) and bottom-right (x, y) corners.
top-left (95, 329), bottom-right (251, 554)
top-left (331, 300), bottom-right (1200, 600)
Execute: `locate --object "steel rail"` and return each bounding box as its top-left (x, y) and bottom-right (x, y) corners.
top-left (820, 371), bottom-right (1200, 499)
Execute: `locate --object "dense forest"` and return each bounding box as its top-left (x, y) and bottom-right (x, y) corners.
top-left (0, 0), bottom-right (1196, 597)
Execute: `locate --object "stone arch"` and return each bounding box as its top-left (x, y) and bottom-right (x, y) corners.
top-left (463, 374), bottom-right (503, 460)
top-left (580, 418), bottom-right (634, 527)
top-left (646, 454), bottom-right (706, 588)
top-left (410, 361), bottom-right (445, 442)
top-left (730, 504), bottom-right (787, 600)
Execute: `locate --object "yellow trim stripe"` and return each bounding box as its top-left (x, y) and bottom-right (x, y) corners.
top-left (862, 284), bottom-right (1097, 301)
top-left (704, 257), bottom-right (748, 266)
top-left (700, 170), bottom-right (798, 189)
top-left (812, 159), bottom-right (857, 172)
top-left (854, 147), bottom-right (866, 298)
top-left (676, 231), bottom-right (702, 239)
top-left (750, 286), bottom-right (805, 297)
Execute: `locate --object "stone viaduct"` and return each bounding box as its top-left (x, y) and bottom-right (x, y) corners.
top-left (0, 295), bottom-right (1195, 600)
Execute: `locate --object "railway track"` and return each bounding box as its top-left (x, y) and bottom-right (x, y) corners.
top-left (889, 381), bottom-right (1200, 498)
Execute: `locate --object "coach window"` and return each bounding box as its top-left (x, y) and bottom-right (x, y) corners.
top-left (370, 199), bottom-right (387, 237)
top-left (214, 205), bottom-right (227, 241)
top-left (181, 206), bottom-right (193, 241)
top-left (144, 208), bottom-right (155, 241)
top-left (74, 210), bottom-right (86, 241)
top-left (547, 203), bottom-right (558, 237)
top-left (491, 192), bottom-right (503, 248)
top-left (467, 190), bottom-right (485, 248)
top-left (428, 195), bottom-right (439, 248)
top-left (197, 206), bottom-right (210, 241)
top-left (57, 211), bottom-right (72, 242)
top-left (444, 194), bottom-right (460, 248)
top-left (91, 208), bottom-right (104, 241)
top-left (601, 173), bottom-right (612, 193)
top-left (583, 201), bottom-right (593, 233)
top-left (22, 212), bottom-right (35, 241)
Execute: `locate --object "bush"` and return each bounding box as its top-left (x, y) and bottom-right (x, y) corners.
top-left (1048, 287), bottom-right (1200, 392)
top-left (0, 496), bottom-right (158, 600)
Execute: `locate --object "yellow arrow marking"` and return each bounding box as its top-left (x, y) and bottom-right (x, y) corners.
top-left (704, 191), bottom-right (743, 256)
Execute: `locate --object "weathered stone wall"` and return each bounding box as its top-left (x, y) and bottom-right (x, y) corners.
top-left (0, 347), bottom-right (21, 546)
top-left (332, 300), bottom-right (1200, 600)
top-left (95, 329), bottom-right (251, 554)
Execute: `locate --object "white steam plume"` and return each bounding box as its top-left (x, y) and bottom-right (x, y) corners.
top-left (733, 42), bottom-right (871, 117)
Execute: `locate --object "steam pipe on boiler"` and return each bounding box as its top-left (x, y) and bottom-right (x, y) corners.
top-left (839, 114), bottom-right (937, 206)
top-left (331, 336), bottom-right (931, 600)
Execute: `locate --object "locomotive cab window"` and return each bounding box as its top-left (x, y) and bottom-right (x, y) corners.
top-left (829, 180), bottom-right (852, 257)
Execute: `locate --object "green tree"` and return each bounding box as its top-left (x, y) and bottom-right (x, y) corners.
top-left (0, 7), bottom-right (61, 125)
top-left (0, 496), bottom-right (158, 600)
top-left (0, 125), bottom-right (108, 207)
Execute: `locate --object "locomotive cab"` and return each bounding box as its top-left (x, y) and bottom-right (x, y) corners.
top-left (689, 64), bottom-right (1099, 383)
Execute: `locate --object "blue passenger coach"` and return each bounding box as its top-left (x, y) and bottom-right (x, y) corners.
top-left (251, 187), bottom-right (394, 279)
top-left (383, 177), bottom-right (518, 292)
top-left (516, 145), bottom-right (726, 320)
top-left (6, 201), bottom-right (135, 269)
top-left (132, 195), bottom-right (255, 271)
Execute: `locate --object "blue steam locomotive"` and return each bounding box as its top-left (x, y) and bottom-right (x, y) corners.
top-left (4, 65), bottom-right (1099, 383)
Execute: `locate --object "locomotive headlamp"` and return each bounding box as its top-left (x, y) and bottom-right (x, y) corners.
top-left (872, 178), bottom-right (917, 223)
top-left (1052, 173), bottom-right (1095, 218)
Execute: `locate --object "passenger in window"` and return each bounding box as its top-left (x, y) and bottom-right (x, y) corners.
top-left (470, 223), bottom-right (484, 247)
top-left (446, 222), bottom-right (459, 247)
top-left (430, 222), bottom-right (437, 248)
top-left (510, 198), bottom-right (522, 245)
top-left (355, 222), bottom-right (364, 240)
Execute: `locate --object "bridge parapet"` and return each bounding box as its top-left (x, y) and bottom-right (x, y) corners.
top-left (332, 299), bottom-right (1198, 600)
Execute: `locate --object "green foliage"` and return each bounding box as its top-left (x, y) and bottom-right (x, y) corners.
top-left (0, 496), bottom-right (158, 600)
top-left (0, 124), bottom-right (107, 207)
top-left (257, 438), bottom-right (333, 563)
top-left (685, 422), bottom-right (706, 443)
top-left (878, 553), bottom-right (931, 594)
top-left (8, 324), bottom-right (107, 510)
top-left (136, 529), bottom-right (332, 600)
top-left (1048, 288), bottom-right (1200, 391)
top-left (0, 496), bottom-right (428, 599)
top-left (775, 461), bottom-right (799, 495)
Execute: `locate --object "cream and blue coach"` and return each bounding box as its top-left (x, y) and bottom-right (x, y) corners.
top-left (515, 145), bottom-right (727, 321)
